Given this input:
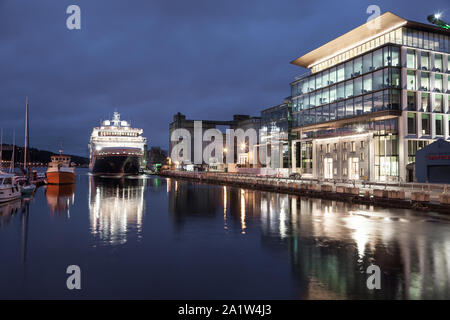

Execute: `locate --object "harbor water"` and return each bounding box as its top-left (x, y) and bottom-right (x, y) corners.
top-left (0, 168), bottom-right (449, 299)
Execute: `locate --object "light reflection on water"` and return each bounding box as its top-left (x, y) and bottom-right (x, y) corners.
top-left (167, 178), bottom-right (450, 300)
top-left (0, 170), bottom-right (449, 299)
top-left (88, 176), bottom-right (145, 245)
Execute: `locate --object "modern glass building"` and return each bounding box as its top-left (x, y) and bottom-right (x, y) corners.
top-left (259, 99), bottom-right (292, 168)
top-left (289, 12), bottom-right (449, 182)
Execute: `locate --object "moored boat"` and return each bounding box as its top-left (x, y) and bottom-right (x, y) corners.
top-left (0, 173), bottom-right (21, 203)
top-left (21, 184), bottom-right (36, 196)
top-left (46, 153), bottom-right (76, 185)
top-left (89, 112), bottom-right (147, 176)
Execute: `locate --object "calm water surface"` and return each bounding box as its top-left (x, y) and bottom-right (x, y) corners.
top-left (1, 168), bottom-right (450, 299)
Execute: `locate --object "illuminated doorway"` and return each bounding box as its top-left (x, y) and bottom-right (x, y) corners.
top-left (324, 158), bottom-right (333, 179)
top-left (349, 157), bottom-right (359, 180)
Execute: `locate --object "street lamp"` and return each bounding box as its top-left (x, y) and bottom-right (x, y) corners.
top-left (223, 147), bottom-right (228, 173)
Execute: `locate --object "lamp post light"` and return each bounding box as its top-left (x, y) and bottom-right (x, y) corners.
top-left (223, 147), bottom-right (228, 172)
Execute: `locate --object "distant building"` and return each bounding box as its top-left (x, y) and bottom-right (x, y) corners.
top-left (169, 112), bottom-right (260, 169)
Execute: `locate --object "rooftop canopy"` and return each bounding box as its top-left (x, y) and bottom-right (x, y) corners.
top-left (290, 11), bottom-right (446, 69)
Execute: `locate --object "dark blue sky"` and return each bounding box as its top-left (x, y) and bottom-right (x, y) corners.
top-left (0, 0), bottom-right (447, 156)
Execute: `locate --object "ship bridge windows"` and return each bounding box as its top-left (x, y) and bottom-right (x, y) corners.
top-left (98, 131), bottom-right (139, 137)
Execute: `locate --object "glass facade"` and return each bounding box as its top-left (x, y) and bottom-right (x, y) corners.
top-left (289, 23), bottom-right (449, 182)
top-left (261, 104), bottom-right (290, 138)
top-left (291, 45), bottom-right (402, 128)
top-left (374, 134), bottom-right (399, 180)
top-left (310, 27), bottom-right (449, 74)
top-left (261, 103), bottom-right (291, 168)
top-left (404, 45), bottom-right (449, 138)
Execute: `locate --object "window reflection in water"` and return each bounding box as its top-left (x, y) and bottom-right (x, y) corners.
top-left (167, 178), bottom-right (450, 299)
top-left (89, 176), bottom-right (145, 245)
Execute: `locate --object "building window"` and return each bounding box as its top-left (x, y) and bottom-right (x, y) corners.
top-left (351, 141), bottom-right (356, 152)
top-left (373, 91), bottom-right (383, 112)
top-left (363, 74), bottom-right (372, 93)
top-left (363, 94), bottom-right (372, 113)
top-left (407, 140), bottom-right (430, 164)
top-left (333, 143), bottom-right (337, 151)
top-left (406, 49), bottom-right (415, 68)
top-left (434, 74), bottom-right (443, 93)
top-left (354, 97), bottom-right (363, 115)
top-left (360, 152), bottom-right (365, 161)
top-left (390, 68), bottom-right (400, 88)
top-left (337, 83), bottom-right (345, 100)
top-left (435, 94), bottom-right (443, 113)
top-left (362, 52), bottom-right (372, 74)
top-left (407, 71), bottom-right (416, 90)
top-left (354, 57), bottom-right (362, 76)
top-left (326, 144), bottom-right (330, 153)
top-left (407, 91), bottom-right (416, 111)
top-left (360, 168), bottom-right (365, 177)
top-left (320, 145), bottom-right (323, 152)
top-left (360, 141), bottom-right (365, 148)
top-left (407, 113), bottom-right (417, 135)
top-left (329, 67), bottom-right (336, 84)
top-left (343, 142), bottom-right (347, 149)
top-left (420, 72), bottom-right (429, 91)
top-left (434, 54), bottom-right (443, 72)
top-left (373, 70), bottom-right (383, 91)
top-left (333, 167), bottom-right (337, 175)
top-left (421, 52), bottom-right (429, 70)
top-left (343, 153), bottom-right (348, 161)
top-left (337, 64), bottom-right (345, 82)
top-left (421, 93), bottom-right (430, 112)
top-left (436, 115), bottom-right (443, 136)
top-left (343, 167), bottom-right (348, 176)
top-left (421, 114), bottom-right (430, 135)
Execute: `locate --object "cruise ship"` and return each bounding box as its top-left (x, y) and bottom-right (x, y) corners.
top-left (89, 112), bottom-right (147, 176)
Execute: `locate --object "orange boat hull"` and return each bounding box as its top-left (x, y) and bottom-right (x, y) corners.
top-left (46, 171), bottom-right (75, 185)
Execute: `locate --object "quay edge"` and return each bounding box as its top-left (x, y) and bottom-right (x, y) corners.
top-left (159, 171), bottom-right (450, 214)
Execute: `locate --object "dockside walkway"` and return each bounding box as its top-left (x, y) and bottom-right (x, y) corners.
top-left (160, 170), bottom-right (450, 214)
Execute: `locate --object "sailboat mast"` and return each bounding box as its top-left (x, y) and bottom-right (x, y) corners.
top-left (24, 97), bottom-right (29, 172)
top-left (10, 130), bottom-right (15, 173)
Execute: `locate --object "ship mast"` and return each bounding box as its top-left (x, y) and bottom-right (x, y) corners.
top-left (24, 96), bottom-right (29, 173)
top-left (10, 130), bottom-right (15, 173)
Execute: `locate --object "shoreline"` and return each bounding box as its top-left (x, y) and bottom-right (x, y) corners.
top-left (160, 171), bottom-right (450, 214)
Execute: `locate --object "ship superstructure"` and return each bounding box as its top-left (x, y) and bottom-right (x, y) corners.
top-left (89, 112), bottom-right (147, 176)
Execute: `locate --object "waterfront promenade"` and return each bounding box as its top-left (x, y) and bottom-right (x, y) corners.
top-left (161, 170), bottom-right (450, 214)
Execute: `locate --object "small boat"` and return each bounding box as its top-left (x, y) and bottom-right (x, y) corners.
top-left (0, 173), bottom-right (21, 203)
top-left (21, 184), bottom-right (36, 196)
top-left (46, 152), bottom-right (76, 185)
